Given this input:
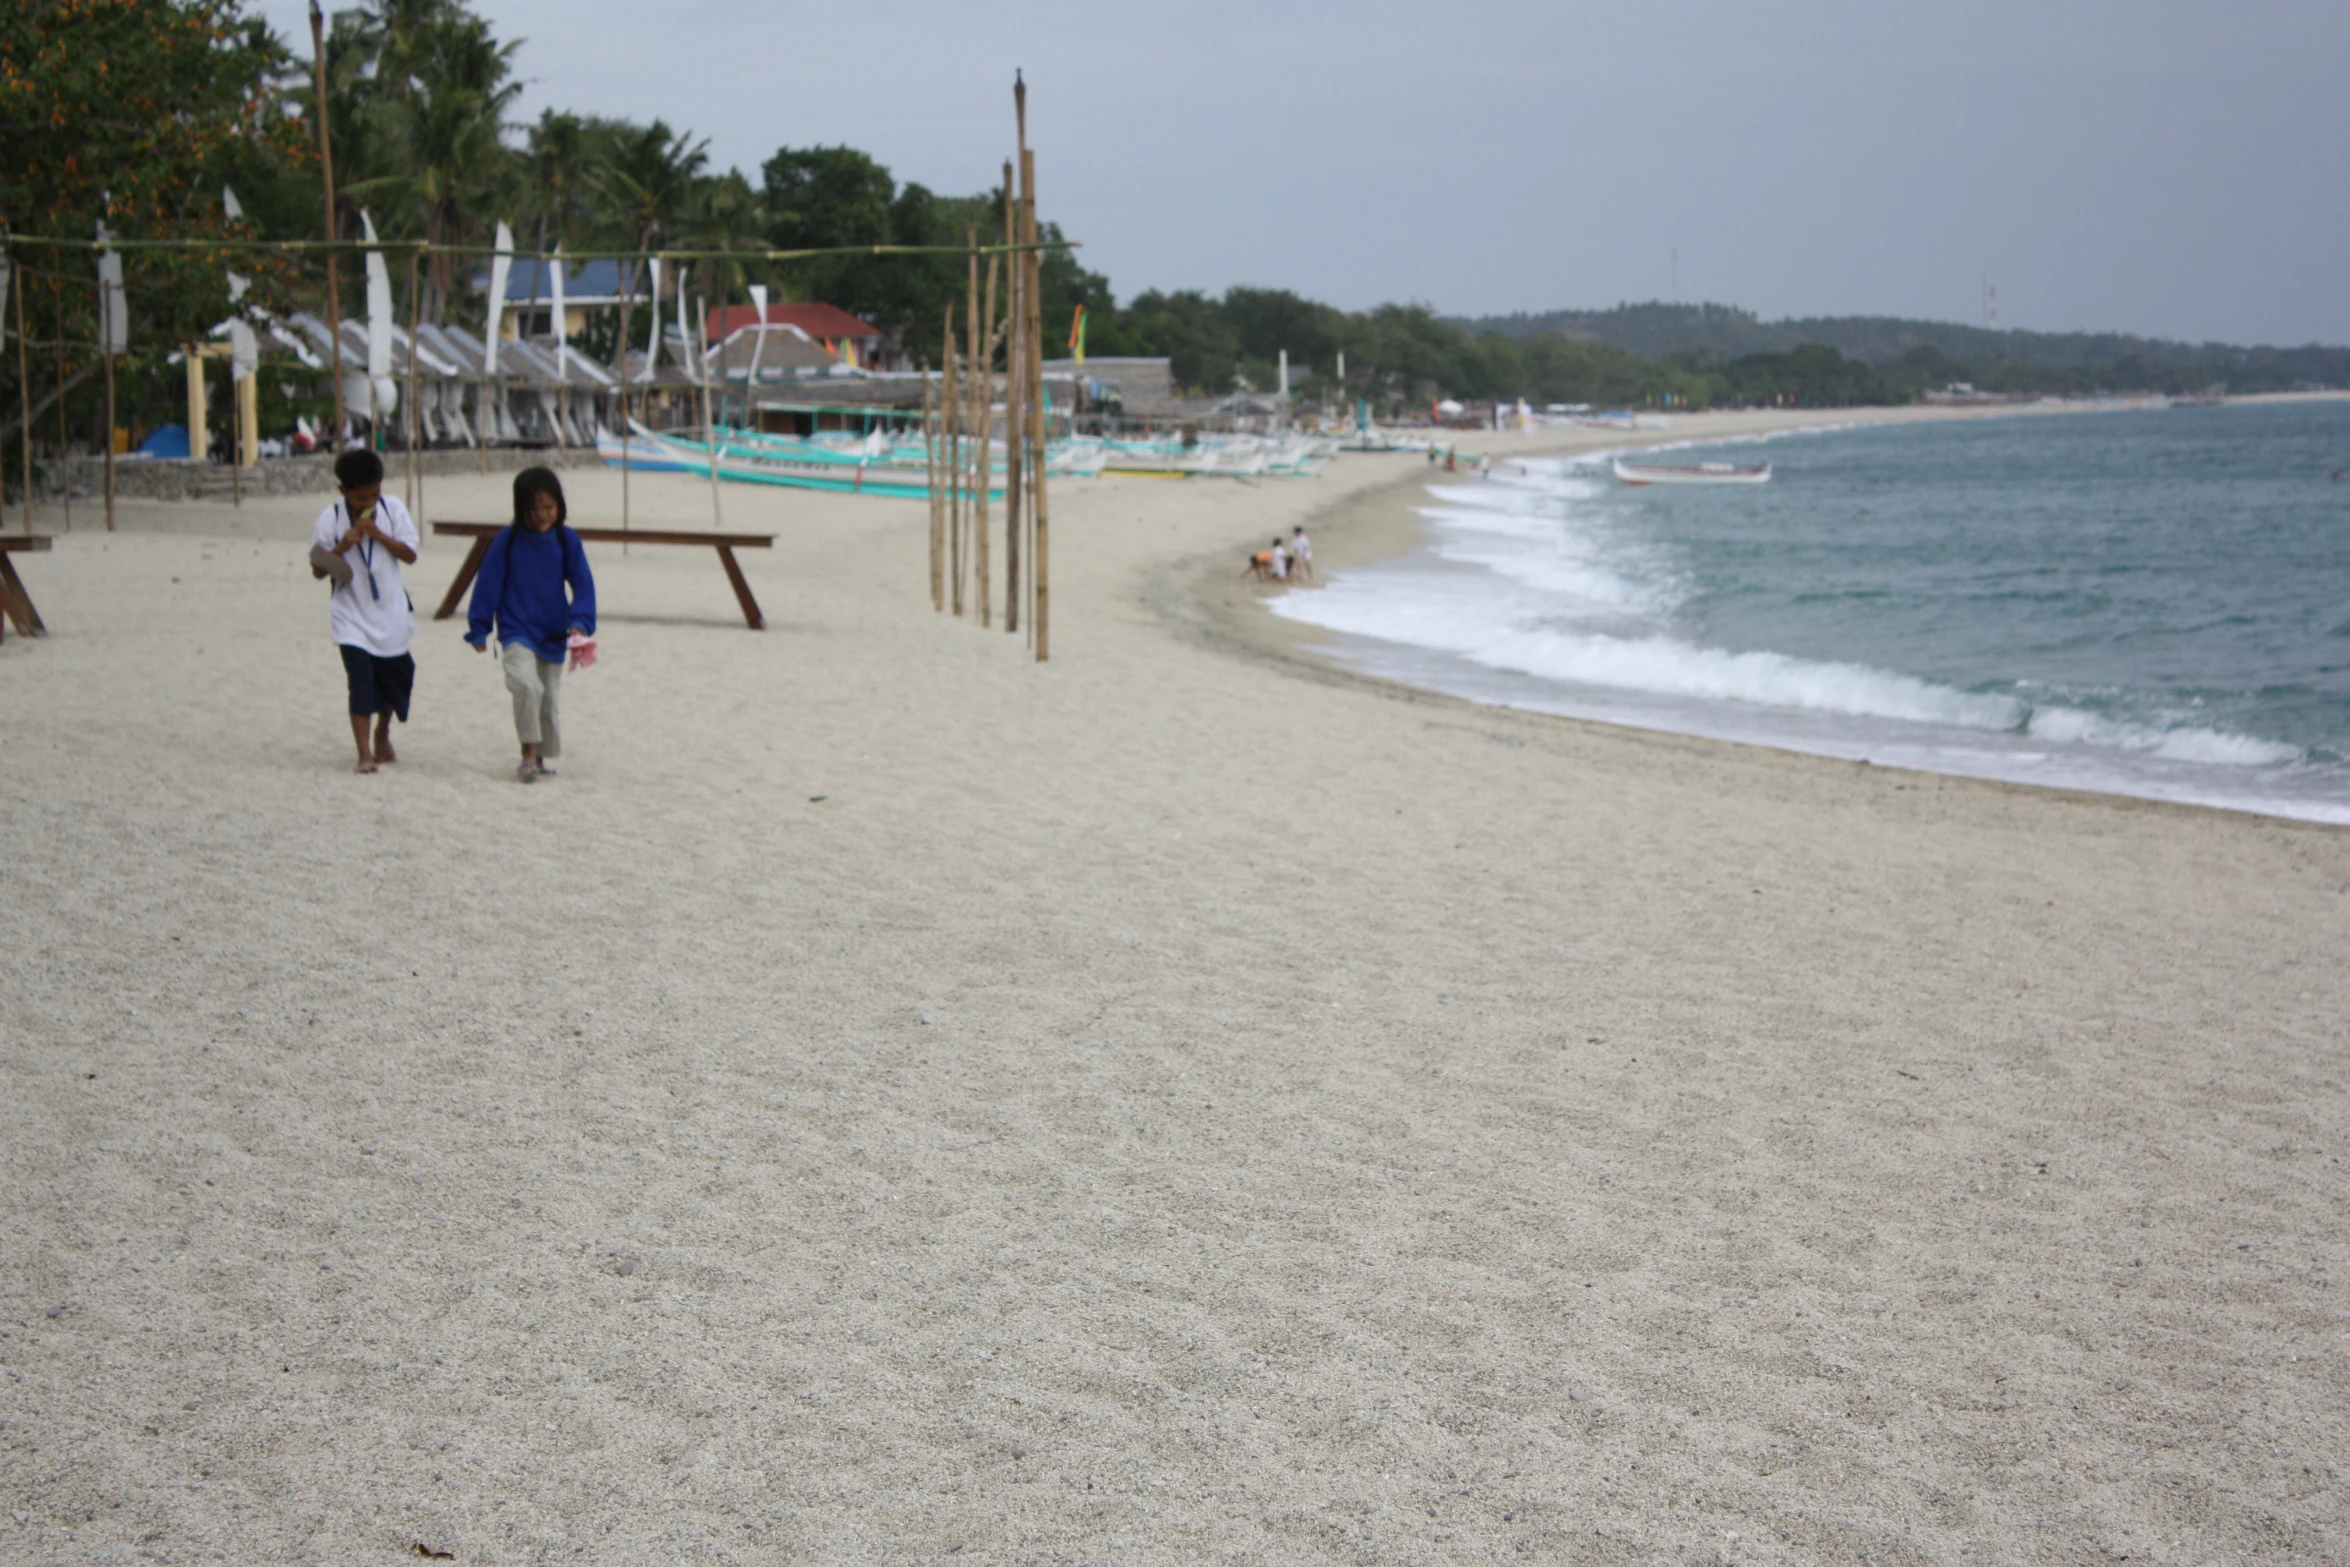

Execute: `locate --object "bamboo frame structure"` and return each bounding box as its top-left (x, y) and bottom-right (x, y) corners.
top-left (14, 261), bottom-right (29, 533)
top-left (1021, 135), bottom-right (1049, 661)
top-left (695, 297), bottom-right (723, 533)
top-left (1001, 166), bottom-right (1022, 636)
top-left (101, 315), bottom-right (115, 532)
top-left (615, 258), bottom-right (632, 543)
top-left (943, 309), bottom-right (962, 617)
top-left (406, 245), bottom-right (423, 522)
top-left (54, 286), bottom-right (69, 531)
top-left (974, 249), bottom-right (998, 630)
top-left (925, 355), bottom-right (942, 611)
top-left (916, 71), bottom-right (1053, 660)
top-left (308, 0), bottom-right (345, 448)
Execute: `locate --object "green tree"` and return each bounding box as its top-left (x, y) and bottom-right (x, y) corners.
top-left (2, 0), bottom-right (311, 445)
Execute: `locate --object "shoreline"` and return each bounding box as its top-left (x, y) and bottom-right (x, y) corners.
top-left (1194, 401), bottom-right (2349, 831)
top-left (4, 404), bottom-right (2346, 1563)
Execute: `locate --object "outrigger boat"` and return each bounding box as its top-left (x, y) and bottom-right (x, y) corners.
top-left (1613, 458), bottom-right (1771, 486)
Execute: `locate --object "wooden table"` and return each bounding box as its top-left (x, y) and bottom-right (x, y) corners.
top-left (429, 522), bottom-right (777, 631)
top-left (0, 536), bottom-right (52, 645)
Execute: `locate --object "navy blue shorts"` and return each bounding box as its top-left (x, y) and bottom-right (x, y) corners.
top-left (339, 645), bottom-right (415, 720)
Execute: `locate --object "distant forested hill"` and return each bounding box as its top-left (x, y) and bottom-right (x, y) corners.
top-left (1456, 303), bottom-right (2350, 396)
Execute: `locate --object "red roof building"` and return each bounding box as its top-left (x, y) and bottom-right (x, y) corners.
top-left (705, 303), bottom-right (881, 357)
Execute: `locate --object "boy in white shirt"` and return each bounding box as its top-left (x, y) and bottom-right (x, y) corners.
top-left (308, 450), bottom-right (419, 773)
top-left (1289, 525), bottom-right (1314, 584)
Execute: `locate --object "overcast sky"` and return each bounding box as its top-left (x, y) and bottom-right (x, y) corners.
top-left (257, 0), bottom-right (2349, 345)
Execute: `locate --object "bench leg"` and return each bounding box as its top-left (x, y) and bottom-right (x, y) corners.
top-left (716, 545), bottom-right (763, 630)
top-left (0, 555), bottom-right (46, 637)
top-left (433, 534), bottom-right (492, 621)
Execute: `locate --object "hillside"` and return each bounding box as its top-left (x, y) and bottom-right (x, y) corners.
top-left (1457, 303), bottom-right (2350, 394)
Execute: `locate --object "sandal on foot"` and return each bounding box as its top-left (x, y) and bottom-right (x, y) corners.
top-left (516, 761), bottom-right (538, 784)
top-left (533, 761), bottom-right (557, 777)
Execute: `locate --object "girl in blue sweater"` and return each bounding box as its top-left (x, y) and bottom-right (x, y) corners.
top-left (466, 468), bottom-right (596, 782)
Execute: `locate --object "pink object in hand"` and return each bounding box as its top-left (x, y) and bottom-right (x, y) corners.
top-left (567, 632), bottom-right (598, 671)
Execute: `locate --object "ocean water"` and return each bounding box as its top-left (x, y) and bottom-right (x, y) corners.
top-left (1273, 400), bottom-right (2350, 823)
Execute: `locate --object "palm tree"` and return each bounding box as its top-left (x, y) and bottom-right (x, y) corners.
top-left (592, 119), bottom-right (710, 353)
top-left (523, 111), bottom-right (593, 257)
top-left (393, 8), bottom-right (520, 313)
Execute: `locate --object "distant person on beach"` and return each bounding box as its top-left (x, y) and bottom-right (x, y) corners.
top-left (1289, 526), bottom-right (1314, 584)
top-left (309, 448), bottom-right (418, 775)
top-left (1268, 537), bottom-right (1290, 582)
top-left (465, 467), bottom-right (596, 784)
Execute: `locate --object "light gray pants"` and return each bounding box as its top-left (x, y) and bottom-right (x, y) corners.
top-left (500, 641), bottom-right (563, 756)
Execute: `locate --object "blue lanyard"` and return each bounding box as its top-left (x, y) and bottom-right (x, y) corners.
top-left (345, 502), bottom-right (381, 601)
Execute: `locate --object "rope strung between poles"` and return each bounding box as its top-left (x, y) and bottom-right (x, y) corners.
top-left (0, 236), bottom-right (1079, 263)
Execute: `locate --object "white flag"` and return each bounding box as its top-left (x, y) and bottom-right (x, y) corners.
top-left (360, 211), bottom-right (396, 419)
top-left (96, 227), bottom-right (128, 354)
top-left (550, 246), bottom-right (568, 383)
top-left (747, 283), bottom-right (769, 384)
top-left (641, 256), bottom-right (663, 383)
top-left (226, 270), bottom-right (250, 303)
top-left (360, 210), bottom-right (392, 380)
top-left (229, 319), bottom-right (258, 382)
top-left (639, 256), bottom-right (658, 385)
top-left (223, 185), bottom-right (244, 222)
top-left (484, 221), bottom-right (512, 375)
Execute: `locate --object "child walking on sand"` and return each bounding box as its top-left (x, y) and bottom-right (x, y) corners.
top-left (310, 449), bottom-right (419, 774)
top-left (465, 468), bottom-right (596, 783)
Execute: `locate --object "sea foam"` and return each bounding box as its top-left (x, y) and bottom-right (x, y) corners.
top-left (1269, 421), bottom-right (2341, 818)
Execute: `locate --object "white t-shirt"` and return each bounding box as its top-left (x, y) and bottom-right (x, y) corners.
top-left (310, 494), bottom-right (419, 656)
top-left (1292, 532), bottom-right (1312, 560)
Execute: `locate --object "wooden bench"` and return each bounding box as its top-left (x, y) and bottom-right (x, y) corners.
top-left (0, 536), bottom-right (52, 645)
top-left (429, 522), bottom-right (777, 631)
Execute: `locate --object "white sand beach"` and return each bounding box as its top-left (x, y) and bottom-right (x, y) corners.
top-left (3, 408), bottom-right (2344, 1564)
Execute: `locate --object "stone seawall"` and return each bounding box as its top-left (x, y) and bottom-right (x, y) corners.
top-left (37, 447), bottom-right (607, 503)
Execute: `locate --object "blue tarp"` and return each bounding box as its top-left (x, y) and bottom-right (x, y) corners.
top-left (139, 424), bottom-right (190, 458)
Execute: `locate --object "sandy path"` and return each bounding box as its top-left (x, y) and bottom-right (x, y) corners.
top-left (2, 412), bottom-right (2343, 1565)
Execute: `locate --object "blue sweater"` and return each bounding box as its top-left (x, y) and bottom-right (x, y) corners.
top-left (466, 523), bottom-right (596, 662)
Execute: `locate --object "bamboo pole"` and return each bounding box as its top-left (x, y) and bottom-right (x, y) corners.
top-left (406, 243), bottom-right (423, 523)
top-left (943, 311), bottom-right (962, 617)
top-left (925, 357), bottom-right (941, 611)
top-left (963, 228), bottom-right (983, 626)
top-left (1001, 166), bottom-right (1022, 636)
top-left (54, 285), bottom-right (69, 531)
top-left (308, 0), bottom-right (345, 448)
top-left (616, 256), bottom-right (633, 547)
top-left (695, 297), bottom-right (723, 532)
top-left (1024, 143), bottom-right (1049, 662)
top-left (974, 250), bottom-right (998, 630)
top-left (14, 260), bottom-right (30, 532)
top-left (101, 335), bottom-right (115, 532)
top-left (231, 367), bottom-right (248, 507)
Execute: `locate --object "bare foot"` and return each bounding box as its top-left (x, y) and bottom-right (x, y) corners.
top-left (374, 732), bottom-right (396, 764)
top-left (354, 757), bottom-right (379, 774)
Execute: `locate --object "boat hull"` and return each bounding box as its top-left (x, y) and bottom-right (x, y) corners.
top-left (1613, 458), bottom-right (1771, 486)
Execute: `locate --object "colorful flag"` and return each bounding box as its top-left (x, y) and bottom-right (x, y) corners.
top-left (1068, 304), bottom-right (1086, 366)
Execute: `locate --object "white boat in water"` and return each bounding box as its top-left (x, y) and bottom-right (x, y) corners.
top-left (1613, 458), bottom-right (1771, 486)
